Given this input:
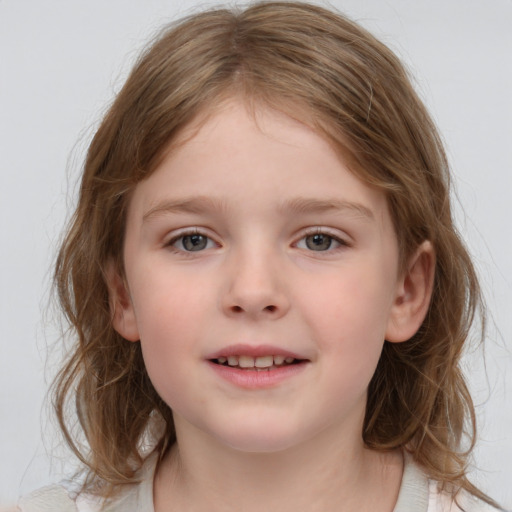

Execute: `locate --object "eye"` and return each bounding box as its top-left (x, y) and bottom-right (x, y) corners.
top-left (169, 232), bottom-right (216, 252)
top-left (296, 231), bottom-right (345, 252)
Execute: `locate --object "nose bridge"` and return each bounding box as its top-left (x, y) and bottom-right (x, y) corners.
top-left (223, 239), bottom-right (288, 318)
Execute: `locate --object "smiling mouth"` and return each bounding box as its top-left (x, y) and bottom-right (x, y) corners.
top-left (211, 355), bottom-right (305, 371)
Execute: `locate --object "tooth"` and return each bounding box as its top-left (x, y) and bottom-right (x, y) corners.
top-left (284, 357), bottom-right (294, 364)
top-left (255, 356), bottom-right (273, 368)
top-left (227, 356), bottom-right (239, 366)
top-left (273, 355), bottom-right (285, 365)
top-left (217, 357), bottom-right (227, 364)
top-left (238, 356), bottom-right (255, 368)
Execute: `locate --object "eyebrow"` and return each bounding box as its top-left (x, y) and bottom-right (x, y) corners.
top-left (143, 196), bottom-right (229, 222)
top-left (278, 197), bottom-right (375, 220)
top-left (142, 195), bottom-right (374, 222)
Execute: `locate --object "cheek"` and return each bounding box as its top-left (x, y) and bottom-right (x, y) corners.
top-left (302, 268), bottom-right (394, 340)
top-left (129, 270), bottom-right (211, 397)
top-left (131, 262), bottom-right (209, 336)
top-left (136, 303), bottom-right (204, 416)
top-left (302, 275), bottom-right (392, 417)
top-left (297, 261), bottom-right (396, 382)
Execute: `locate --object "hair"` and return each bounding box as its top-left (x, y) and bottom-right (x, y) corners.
top-left (53, 0), bottom-right (494, 505)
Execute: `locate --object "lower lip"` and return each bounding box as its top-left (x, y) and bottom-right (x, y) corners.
top-left (207, 361), bottom-right (308, 389)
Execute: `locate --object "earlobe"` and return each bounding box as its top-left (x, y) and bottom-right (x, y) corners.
top-left (386, 241), bottom-right (435, 343)
top-left (105, 261), bottom-right (140, 342)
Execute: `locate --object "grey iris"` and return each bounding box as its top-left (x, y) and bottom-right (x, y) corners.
top-left (183, 234), bottom-right (208, 251)
top-left (305, 233), bottom-right (332, 251)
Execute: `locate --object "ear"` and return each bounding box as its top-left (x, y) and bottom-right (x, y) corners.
top-left (105, 261), bottom-right (140, 342)
top-left (386, 241), bottom-right (435, 343)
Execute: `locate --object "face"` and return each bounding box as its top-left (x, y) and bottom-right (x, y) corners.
top-left (113, 100), bottom-right (411, 454)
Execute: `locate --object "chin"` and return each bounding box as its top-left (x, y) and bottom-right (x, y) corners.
top-left (209, 420), bottom-right (308, 454)
top-left (174, 405), bottom-right (319, 455)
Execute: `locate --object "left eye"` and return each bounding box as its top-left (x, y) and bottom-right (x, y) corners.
top-left (171, 233), bottom-right (215, 252)
top-left (296, 233), bottom-right (343, 251)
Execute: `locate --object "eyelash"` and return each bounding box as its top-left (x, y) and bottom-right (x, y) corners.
top-left (166, 229), bottom-right (218, 254)
top-left (295, 228), bottom-right (349, 253)
top-left (165, 228), bottom-right (350, 254)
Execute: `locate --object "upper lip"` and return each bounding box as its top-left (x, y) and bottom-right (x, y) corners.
top-left (206, 344), bottom-right (308, 360)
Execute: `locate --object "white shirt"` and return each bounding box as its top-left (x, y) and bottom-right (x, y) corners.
top-left (14, 453), bottom-right (504, 512)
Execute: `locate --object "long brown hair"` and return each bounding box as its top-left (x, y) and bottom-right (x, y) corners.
top-left (53, 1), bottom-right (493, 504)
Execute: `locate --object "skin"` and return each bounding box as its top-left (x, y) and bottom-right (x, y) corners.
top-left (109, 99), bottom-right (434, 511)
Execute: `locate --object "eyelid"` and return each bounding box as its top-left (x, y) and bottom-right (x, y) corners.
top-left (294, 227), bottom-right (351, 250)
top-left (162, 226), bottom-right (350, 252)
top-left (164, 227), bottom-right (220, 251)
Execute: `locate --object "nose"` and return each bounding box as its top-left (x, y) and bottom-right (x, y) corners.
top-left (221, 247), bottom-right (290, 320)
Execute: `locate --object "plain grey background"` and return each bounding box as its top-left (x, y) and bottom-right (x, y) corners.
top-left (1, 0), bottom-right (511, 507)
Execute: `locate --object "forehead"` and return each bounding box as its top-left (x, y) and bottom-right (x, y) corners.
top-left (127, 99), bottom-right (390, 226)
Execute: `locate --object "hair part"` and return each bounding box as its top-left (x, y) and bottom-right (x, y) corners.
top-left (53, 1), bottom-right (493, 505)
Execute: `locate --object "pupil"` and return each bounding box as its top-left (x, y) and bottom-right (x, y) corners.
top-left (183, 234), bottom-right (207, 251)
top-left (306, 234), bottom-right (332, 251)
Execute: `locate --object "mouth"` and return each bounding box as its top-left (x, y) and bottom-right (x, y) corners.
top-left (210, 354), bottom-right (306, 371)
top-left (207, 347), bottom-right (309, 387)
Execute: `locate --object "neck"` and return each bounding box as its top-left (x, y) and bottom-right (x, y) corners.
top-left (154, 418), bottom-right (403, 512)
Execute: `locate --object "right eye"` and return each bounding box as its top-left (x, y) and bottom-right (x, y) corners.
top-left (169, 232), bottom-right (216, 252)
top-left (300, 233), bottom-right (339, 251)
top-left (294, 229), bottom-right (348, 252)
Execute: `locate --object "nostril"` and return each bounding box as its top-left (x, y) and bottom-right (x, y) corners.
top-left (230, 304), bottom-right (277, 313)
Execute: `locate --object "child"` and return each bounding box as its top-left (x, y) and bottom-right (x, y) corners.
top-left (13, 2), bottom-right (504, 511)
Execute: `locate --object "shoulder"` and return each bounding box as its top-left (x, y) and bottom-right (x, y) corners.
top-left (15, 484), bottom-right (78, 512)
top-left (398, 453), bottom-right (504, 512)
top-left (15, 453), bottom-right (158, 512)
top-left (14, 484), bottom-right (102, 512)
top-left (428, 481), bottom-right (505, 512)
